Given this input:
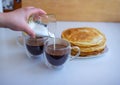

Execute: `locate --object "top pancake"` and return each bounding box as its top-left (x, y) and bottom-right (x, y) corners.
top-left (61, 27), bottom-right (106, 47)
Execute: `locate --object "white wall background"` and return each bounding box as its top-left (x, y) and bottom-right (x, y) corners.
top-left (0, 0), bottom-right (3, 12)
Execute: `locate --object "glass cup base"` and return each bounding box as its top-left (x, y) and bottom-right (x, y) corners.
top-left (26, 51), bottom-right (43, 60)
top-left (45, 60), bottom-right (64, 70)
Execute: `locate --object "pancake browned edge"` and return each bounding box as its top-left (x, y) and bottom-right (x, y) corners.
top-left (61, 27), bottom-right (106, 57)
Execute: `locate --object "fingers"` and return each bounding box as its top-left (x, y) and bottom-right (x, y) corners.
top-left (23, 26), bottom-right (35, 38)
top-left (26, 7), bottom-right (47, 17)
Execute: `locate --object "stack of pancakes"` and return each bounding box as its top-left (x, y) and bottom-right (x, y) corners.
top-left (61, 27), bottom-right (106, 56)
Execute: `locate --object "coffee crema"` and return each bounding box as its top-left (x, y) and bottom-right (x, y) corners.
top-left (45, 44), bottom-right (70, 66)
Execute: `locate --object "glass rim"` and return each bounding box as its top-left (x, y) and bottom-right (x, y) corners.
top-left (44, 38), bottom-right (70, 50)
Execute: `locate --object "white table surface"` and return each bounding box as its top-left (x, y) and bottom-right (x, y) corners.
top-left (0, 22), bottom-right (120, 85)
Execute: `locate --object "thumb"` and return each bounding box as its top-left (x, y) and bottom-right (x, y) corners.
top-left (23, 26), bottom-right (35, 38)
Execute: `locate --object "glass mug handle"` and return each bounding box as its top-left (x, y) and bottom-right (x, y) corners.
top-left (16, 34), bottom-right (24, 47)
top-left (70, 46), bottom-right (80, 60)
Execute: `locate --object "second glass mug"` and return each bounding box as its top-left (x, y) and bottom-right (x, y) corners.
top-left (44, 38), bottom-right (80, 69)
top-left (17, 14), bottom-right (56, 59)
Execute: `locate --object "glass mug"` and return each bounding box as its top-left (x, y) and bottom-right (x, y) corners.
top-left (17, 14), bottom-right (56, 59)
top-left (25, 36), bottom-right (48, 59)
top-left (44, 38), bottom-right (80, 69)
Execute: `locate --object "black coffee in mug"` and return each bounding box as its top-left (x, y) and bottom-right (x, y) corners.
top-left (45, 44), bottom-right (70, 66)
top-left (26, 37), bottom-right (44, 55)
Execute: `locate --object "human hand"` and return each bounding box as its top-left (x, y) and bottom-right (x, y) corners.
top-left (0, 7), bottom-right (46, 38)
